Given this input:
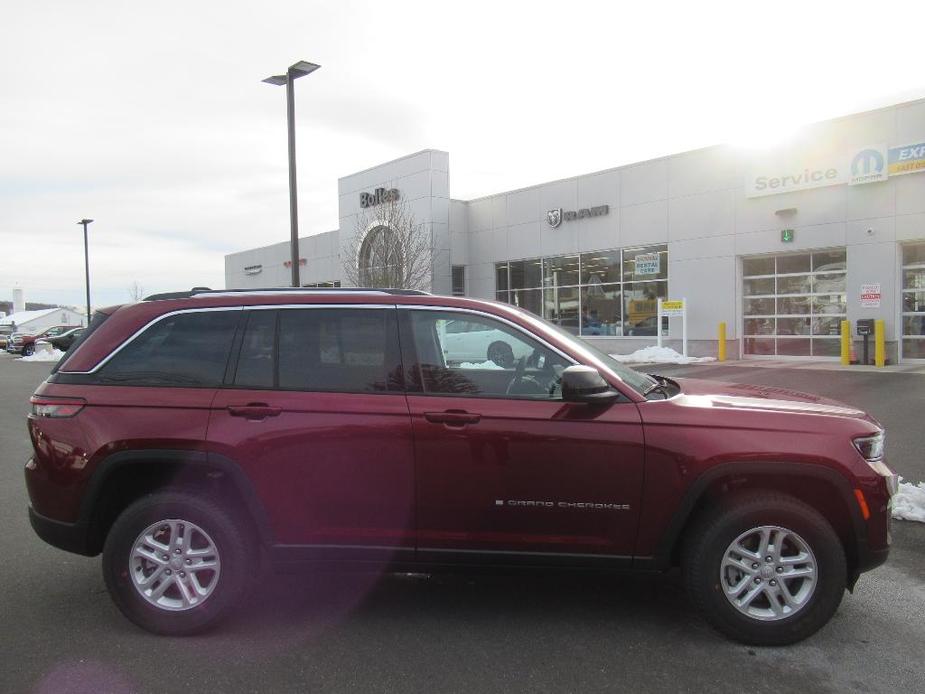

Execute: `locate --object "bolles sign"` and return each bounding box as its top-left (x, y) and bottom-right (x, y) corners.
top-left (360, 187), bottom-right (400, 208)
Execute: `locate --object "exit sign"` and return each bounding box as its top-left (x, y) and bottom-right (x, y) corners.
top-left (781, 229), bottom-right (795, 243)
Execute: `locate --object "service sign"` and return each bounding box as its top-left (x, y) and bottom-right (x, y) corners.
top-left (635, 253), bottom-right (661, 276)
top-left (859, 283), bottom-right (882, 308)
top-left (888, 142), bottom-right (925, 177)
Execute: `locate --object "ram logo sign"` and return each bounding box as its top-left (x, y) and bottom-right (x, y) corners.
top-left (546, 205), bottom-right (609, 228)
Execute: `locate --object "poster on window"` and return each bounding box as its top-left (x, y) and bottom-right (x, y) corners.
top-left (859, 283), bottom-right (881, 308)
top-left (635, 253), bottom-right (661, 276)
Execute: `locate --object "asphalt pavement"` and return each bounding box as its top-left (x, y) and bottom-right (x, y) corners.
top-left (1, 353), bottom-right (923, 693)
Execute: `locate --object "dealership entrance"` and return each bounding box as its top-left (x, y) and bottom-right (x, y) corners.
top-left (742, 249), bottom-right (848, 359)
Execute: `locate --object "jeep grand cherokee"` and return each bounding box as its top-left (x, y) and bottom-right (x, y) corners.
top-left (25, 288), bottom-right (896, 644)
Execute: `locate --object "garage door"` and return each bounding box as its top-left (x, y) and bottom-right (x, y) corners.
top-left (902, 242), bottom-right (925, 361)
top-left (742, 249), bottom-right (847, 358)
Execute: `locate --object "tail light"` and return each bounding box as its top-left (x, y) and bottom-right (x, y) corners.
top-left (30, 396), bottom-right (86, 418)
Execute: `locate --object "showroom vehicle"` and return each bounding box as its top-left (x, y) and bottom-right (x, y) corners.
top-left (8, 325), bottom-right (73, 356)
top-left (25, 288), bottom-right (895, 643)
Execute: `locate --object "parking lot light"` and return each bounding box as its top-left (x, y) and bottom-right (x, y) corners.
top-left (262, 60), bottom-right (321, 288)
top-left (78, 219), bottom-right (93, 324)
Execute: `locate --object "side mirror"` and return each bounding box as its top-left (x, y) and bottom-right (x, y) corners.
top-left (561, 365), bottom-right (620, 404)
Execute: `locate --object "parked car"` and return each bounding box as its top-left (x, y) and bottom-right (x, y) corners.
top-left (8, 325), bottom-right (73, 356)
top-left (45, 327), bottom-right (84, 352)
top-left (0, 326), bottom-right (13, 350)
top-left (441, 317), bottom-right (534, 367)
top-left (25, 288), bottom-right (895, 643)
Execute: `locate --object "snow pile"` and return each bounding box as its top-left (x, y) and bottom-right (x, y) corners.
top-left (892, 478), bottom-right (925, 523)
top-left (609, 346), bottom-right (716, 365)
top-left (19, 349), bottom-right (66, 363)
top-left (457, 360), bottom-right (504, 370)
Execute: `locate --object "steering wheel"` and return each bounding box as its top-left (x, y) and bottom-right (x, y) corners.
top-left (505, 355), bottom-right (545, 396)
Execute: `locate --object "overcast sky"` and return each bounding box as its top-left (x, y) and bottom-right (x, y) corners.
top-left (2, 1), bottom-right (924, 309)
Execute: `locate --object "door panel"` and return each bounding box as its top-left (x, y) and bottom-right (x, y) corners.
top-left (209, 389), bottom-right (415, 548)
top-left (401, 308), bottom-right (646, 559)
top-left (410, 395), bottom-right (644, 557)
top-left (207, 306), bottom-right (414, 553)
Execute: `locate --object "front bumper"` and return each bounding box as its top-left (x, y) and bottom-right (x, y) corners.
top-left (28, 506), bottom-right (96, 556)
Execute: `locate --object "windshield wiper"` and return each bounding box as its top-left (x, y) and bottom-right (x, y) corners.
top-left (642, 374), bottom-right (672, 399)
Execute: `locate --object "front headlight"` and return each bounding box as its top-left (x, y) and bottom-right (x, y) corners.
top-left (853, 431), bottom-right (894, 479)
top-left (853, 431), bottom-right (884, 461)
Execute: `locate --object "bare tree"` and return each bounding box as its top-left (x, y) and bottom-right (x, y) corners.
top-left (128, 281), bottom-right (145, 302)
top-left (342, 194), bottom-right (432, 290)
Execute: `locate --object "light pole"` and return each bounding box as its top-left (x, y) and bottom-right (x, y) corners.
top-left (263, 60), bottom-right (321, 288)
top-left (77, 219), bottom-right (93, 324)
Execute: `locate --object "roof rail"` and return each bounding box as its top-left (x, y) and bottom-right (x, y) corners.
top-left (143, 287), bottom-right (430, 301)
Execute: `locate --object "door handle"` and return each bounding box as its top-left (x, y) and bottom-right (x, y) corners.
top-left (424, 410), bottom-right (481, 426)
top-left (227, 403), bottom-right (282, 420)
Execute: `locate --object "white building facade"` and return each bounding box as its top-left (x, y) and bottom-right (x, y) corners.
top-left (225, 98), bottom-right (925, 362)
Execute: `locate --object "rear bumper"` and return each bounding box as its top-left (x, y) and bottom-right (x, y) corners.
top-left (28, 506), bottom-right (96, 556)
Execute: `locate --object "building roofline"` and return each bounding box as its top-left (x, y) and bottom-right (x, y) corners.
top-left (337, 148), bottom-right (449, 182)
top-left (458, 94), bottom-right (925, 204)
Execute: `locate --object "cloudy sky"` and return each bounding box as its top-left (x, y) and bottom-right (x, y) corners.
top-left (2, 1), bottom-right (924, 309)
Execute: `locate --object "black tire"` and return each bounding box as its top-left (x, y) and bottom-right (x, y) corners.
top-left (487, 341), bottom-right (514, 368)
top-left (103, 491), bottom-right (253, 636)
top-left (22, 344), bottom-right (34, 357)
top-left (682, 492), bottom-right (847, 646)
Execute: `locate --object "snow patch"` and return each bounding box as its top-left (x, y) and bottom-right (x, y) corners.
top-left (457, 360), bottom-right (504, 370)
top-left (19, 349), bottom-right (66, 363)
top-left (609, 346), bottom-right (716, 365)
top-left (892, 478), bottom-right (925, 523)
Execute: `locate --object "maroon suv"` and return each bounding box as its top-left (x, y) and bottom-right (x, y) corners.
top-left (25, 288), bottom-right (896, 643)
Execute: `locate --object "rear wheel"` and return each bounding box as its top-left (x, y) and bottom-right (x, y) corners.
top-left (103, 491), bottom-right (252, 635)
top-left (682, 492), bottom-right (847, 645)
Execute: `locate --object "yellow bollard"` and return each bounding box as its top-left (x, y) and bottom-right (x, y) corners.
top-left (840, 320), bottom-right (850, 366)
top-left (718, 322), bottom-right (726, 362)
top-left (875, 319), bottom-right (885, 367)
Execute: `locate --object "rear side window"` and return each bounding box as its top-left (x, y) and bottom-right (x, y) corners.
top-left (53, 311), bottom-right (109, 374)
top-left (275, 308), bottom-right (400, 393)
top-left (97, 310), bottom-right (239, 387)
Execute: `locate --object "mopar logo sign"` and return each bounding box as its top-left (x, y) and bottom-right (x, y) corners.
top-left (849, 145), bottom-right (888, 185)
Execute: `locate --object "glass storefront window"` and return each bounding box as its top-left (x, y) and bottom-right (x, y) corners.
top-left (623, 281), bottom-right (667, 336)
top-left (543, 255), bottom-right (580, 288)
top-left (511, 288), bottom-right (542, 317)
top-left (744, 318), bottom-right (775, 335)
top-left (777, 275), bottom-right (812, 295)
top-left (495, 244), bottom-right (667, 337)
top-left (580, 250), bottom-right (621, 285)
top-left (581, 284), bottom-right (622, 336)
top-left (623, 246), bottom-right (668, 282)
top-left (509, 259), bottom-right (543, 290)
top-left (495, 263), bottom-right (509, 292)
top-left (544, 287), bottom-right (580, 334)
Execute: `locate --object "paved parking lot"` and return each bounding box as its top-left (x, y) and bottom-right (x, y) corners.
top-left (1, 353), bottom-right (923, 693)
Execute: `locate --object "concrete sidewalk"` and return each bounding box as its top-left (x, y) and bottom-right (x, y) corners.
top-left (648, 358), bottom-right (925, 374)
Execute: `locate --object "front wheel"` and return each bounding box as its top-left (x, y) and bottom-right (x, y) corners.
top-left (103, 491), bottom-right (252, 635)
top-left (682, 492), bottom-right (847, 646)
top-left (21, 344), bottom-right (34, 357)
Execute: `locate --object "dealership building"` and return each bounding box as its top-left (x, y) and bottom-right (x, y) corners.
top-left (225, 98), bottom-right (925, 362)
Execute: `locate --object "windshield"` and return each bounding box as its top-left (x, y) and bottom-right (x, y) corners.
top-left (507, 305), bottom-right (657, 395)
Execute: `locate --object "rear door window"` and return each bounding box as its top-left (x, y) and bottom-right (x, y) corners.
top-left (276, 308), bottom-right (401, 393)
top-left (97, 310), bottom-right (239, 387)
